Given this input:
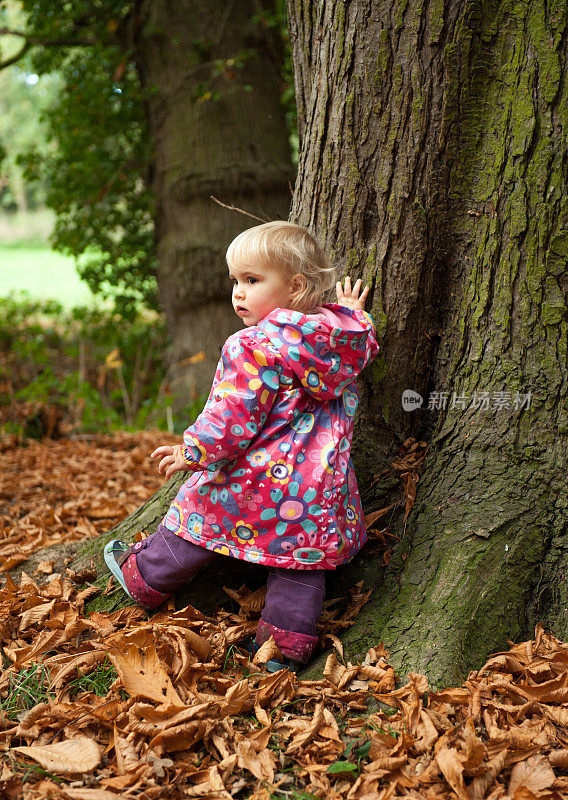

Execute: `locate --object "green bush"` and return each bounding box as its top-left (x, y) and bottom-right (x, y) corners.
top-left (0, 292), bottom-right (205, 436)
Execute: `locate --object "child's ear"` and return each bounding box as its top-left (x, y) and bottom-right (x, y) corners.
top-left (291, 273), bottom-right (307, 300)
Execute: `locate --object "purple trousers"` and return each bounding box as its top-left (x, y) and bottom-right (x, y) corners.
top-left (118, 524), bottom-right (325, 663)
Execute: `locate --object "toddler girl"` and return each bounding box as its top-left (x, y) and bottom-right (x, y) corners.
top-left (104, 221), bottom-right (379, 671)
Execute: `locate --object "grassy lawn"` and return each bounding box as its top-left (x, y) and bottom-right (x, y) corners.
top-left (0, 244), bottom-right (98, 307)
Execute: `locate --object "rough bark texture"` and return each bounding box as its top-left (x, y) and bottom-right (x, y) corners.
top-left (288, 0), bottom-right (568, 686)
top-left (134, 0), bottom-right (295, 398)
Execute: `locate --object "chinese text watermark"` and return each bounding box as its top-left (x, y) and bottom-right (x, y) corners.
top-left (402, 389), bottom-right (533, 413)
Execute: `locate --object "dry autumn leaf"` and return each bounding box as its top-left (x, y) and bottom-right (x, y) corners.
top-left (508, 754), bottom-right (556, 797)
top-left (63, 790), bottom-right (125, 800)
top-left (236, 739), bottom-right (275, 783)
top-left (13, 736), bottom-right (101, 774)
top-left (435, 741), bottom-right (469, 800)
top-left (252, 636), bottom-right (282, 666)
top-left (104, 628), bottom-right (185, 707)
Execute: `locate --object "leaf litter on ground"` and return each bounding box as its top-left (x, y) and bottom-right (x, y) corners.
top-left (0, 430), bottom-right (179, 572)
top-left (1, 434), bottom-right (568, 798)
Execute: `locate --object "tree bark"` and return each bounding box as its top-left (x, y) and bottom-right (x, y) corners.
top-left (133, 0), bottom-right (295, 399)
top-left (287, 0), bottom-right (568, 686)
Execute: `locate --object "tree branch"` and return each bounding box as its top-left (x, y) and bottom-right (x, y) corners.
top-left (0, 26), bottom-right (28, 39)
top-left (210, 195), bottom-right (272, 223)
top-left (0, 39), bottom-right (31, 70)
top-left (0, 26), bottom-right (100, 71)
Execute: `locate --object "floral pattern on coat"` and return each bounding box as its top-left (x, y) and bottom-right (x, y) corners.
top-left (160, 303), bottom-right (380, 570)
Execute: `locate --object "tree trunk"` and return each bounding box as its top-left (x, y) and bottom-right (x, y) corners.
top-left (287, 0), bottom-right (568, 686)
top-left (133, 0), bottom-right (295, 400)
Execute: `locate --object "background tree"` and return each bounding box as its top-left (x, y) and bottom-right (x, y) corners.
top-left (132, 0), bottom-right (295, 398)
top-left (2, 0), bottom-right (295, 394)
top-left (0, 2), bottom-right (60, 213)
top-left (1, 0), bottom-right (158, 313)
top-left (0, 66), bottom-right (60, 214)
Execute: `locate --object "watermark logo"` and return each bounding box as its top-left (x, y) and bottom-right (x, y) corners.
top-left (402, 389), bottom-right (423, 412)
top-left (402, 390), bottom-right (532, 412)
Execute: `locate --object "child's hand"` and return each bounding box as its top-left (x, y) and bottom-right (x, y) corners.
top-left (151, 444), bottom-right (187, 479)
top-left (336, 277), bottom-right (370, 310)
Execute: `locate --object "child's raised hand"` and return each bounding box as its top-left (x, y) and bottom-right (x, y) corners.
top-left (151, 444), bottom-right (187, 479)
top-left (336, 277), bottom-right (370, 310)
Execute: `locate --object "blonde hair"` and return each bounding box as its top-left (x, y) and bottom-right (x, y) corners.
top-left (226, 221), bottom-right (336, 312)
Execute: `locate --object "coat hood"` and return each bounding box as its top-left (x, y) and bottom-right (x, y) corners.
top-left (257, 303), bottom-right (379, 401)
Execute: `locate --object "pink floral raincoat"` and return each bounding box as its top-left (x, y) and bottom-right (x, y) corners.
top-left (160, 303), bottom-right (379, 570)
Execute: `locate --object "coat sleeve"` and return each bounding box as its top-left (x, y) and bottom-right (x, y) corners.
top-left (180, 335), bottom-right (280, 471)
top-left (351, 309), bottom-right (380, 363)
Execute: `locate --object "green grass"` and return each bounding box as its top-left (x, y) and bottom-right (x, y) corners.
top-left (0, 659), bottom-right (119, 721)
top-left (67, 657), bottom-right (117, 697)
top-left (0, 243), bottom-right (98, 308)
top-left (0, 663), bottom-right (54, 720)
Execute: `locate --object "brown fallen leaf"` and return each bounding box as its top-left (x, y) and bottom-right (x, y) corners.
top-left (470, 748), bottom-right (508, 800)
top-left (222, 679), bottom-right (254, 716)
top-left (435, 744), bottom-right (469, 800)
top-left (549, 749), bottom-right (568, 769)
top-left (1, 554), bottom-right (28, 572)
top-left (18, 599), bottom-right (56, 631)
top-left (508, 754), bottom-right (556, 797)
top-left (287, 701), bottom-right (325, 753)
top-left (104, 628), bottom-right (185, 707)
top-left (13, 736), bottom-right (101, 774)
top-left (462, 718), bottom-right (486, 770)
top-left (63, 790), bottom-right (125, 800)
top-left (414, 709), bottom-right (439, 754)
top-left (364, 503), bottom-right (398, 528)
top-left (185, 764), bottom-right (232, 799)
top-left (236, 739), bottom-right (275, 783)
top-left (223, 584), bottom-right (266, 615)
top-left (252, 636), bottom-right (282, 666)
top-left (34, 560), bottom-right (54, 575)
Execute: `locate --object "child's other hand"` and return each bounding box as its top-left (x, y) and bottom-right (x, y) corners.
top-left (335, 277), bottom-right (370, 310)
top-left (151, 444), bottom-right (187, 479)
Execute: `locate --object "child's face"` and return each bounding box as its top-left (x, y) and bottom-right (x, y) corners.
top-left (229, 259), bottom-right (294, 326)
